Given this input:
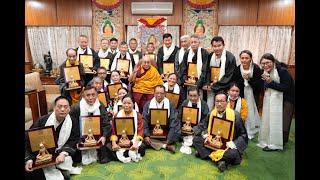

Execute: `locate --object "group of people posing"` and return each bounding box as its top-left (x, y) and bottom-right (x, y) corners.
top-left (25, 33), bottom-right (295, 179)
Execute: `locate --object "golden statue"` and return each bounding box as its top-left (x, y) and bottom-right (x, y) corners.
top-left (182, 117), bottom-right (193, 133)
top-left (83, 129), bottom-right (97, 146)
top-left (68, 75), bottom-right (79, 88)
top-left (118, 130), bottom-right (131, 148)
top-left (35, 143), bottom-right (52, 165)
top-left (213, 75), bottom-right (218, 83)
top-left (120, 68), bottom-right (126, 78)
top-left (210, 130), bottom-right (223, 149)
top-left (84, 63), bottom-right (91, 73)
top-left (186, 72), bottom-right (196, 84)
top-left (153, 120), bottom-right (163, 135)
top-left (163, 71), bottom-right (170, 81)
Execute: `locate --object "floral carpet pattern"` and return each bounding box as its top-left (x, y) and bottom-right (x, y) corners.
top-left (72, 120), bottom-right (295, 180)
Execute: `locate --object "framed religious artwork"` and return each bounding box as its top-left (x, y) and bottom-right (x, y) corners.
top-left (114, 117), bottom-right (135, 148)
top-left (63, 66), bottom-right (82, 90)
top-left (116, 59), bottom-right (130, 79)
top-left (79, 54), bottom-right (94, 74)
top-left (211, 66), bottom-right (220, 83)
top-left (184, 62), bottom-right (198, 86)
top-left (150, 108), bottom-right (168, 139)
top-left (100, 58), bottom-right (110, 72)
top-left (98, 92), bottom-right (108, 107)
top-left (162, 62), bottom-right (175, 81)
top-left (165, 92), bottom-right (180, 109)
top-left (204, 116), bottom-right (234, 150)
top-left (78, 116), bottom-right (102, 150)
top-left (26, 125), bottom-right (58, 170)
top-left (181, 106), bottom-right (199, 135)
top-left (106, 83), bottom-right (123, 100)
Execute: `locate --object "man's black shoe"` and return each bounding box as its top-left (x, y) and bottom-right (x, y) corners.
top-left (195, 151), bottom-right (200, 158)
top-left (217, 161), bottom-right (226, 172)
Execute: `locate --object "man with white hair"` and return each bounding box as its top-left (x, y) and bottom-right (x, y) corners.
top-left (174, 35), bottom-right (190, 86)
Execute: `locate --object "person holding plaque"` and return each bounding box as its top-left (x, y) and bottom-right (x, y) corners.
top-left (130, 56), bottom-right (164, 113)
top-left (193, 92), bottom-right (248, 172)
top-left (56, 48), bottom-right (85, 105)
top-left (163, 73), bottom-right (181, 109)
top-left (75, 35), bottom-right (100, 86)
top-left (25, 96), bottom-right (82, 180)
top-left (110, 41), bottom-right (134, 84)
top-left (69, 85), bottom-right (112, 165)
top-left (180, 34), bottom-right (209, 100)
top-left (174, 35), bottom-right (190, 86)
top-left (257, 53), bottom-right (295, 151)
top-left (128, 38), bottom-right (143, 65)
top-left (204, 36), bottom-right (237, 111)
top-left (142, 85), bottom-right (180, 153)
top-left (97, 38), bottom-right (110, 59)
top-left (105, 95), bottom-right (145, 163)
top-left (178, 87), bottom-right (209, 154)
top-left (156, 33), bottom-right (179, 77)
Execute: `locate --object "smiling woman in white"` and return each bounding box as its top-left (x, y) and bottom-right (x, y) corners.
top-left (105, 95), bottom-right (145, 163)
top-left (25, 96), bottom-right (82, 180)
top-left (69, 86), bottom-right (112, 164)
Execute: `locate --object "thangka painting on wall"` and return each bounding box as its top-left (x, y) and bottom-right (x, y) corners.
top-left (127, 25), bottom-right (179, 54)
top-left (92, 0), bottom-right (123, 49)
top-left (137, 17), bottom-right (167, 54)
top-left (184, 0), bottom-right (217, 50)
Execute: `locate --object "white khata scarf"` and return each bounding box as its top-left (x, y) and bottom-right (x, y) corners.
top-left (98, 48), bottom-right (109, 58)
top-left (240, 60), bottom-right (254, 86)
top-left (163, 44), bottom-right (175, 61)
top-left (258, 66), bottom-right (283, 150)
top-left (187, 99), bottom-right (202, 123)
top-left (148, 97), bottom-right (171, 117)
top-left (128, 48), bottom-right (138, 54)
top-left (129, 49), bottom-right (140, 65)
top-left (227, 96), bottom-right (242, 114)
top-left (240, 61), bottom-right (260, 139)
top-left (110, 52), bottom-right (133, 74)
top-left (43, 112), bottom-right (82, 180)
top-left (178, 47), bottom-right (189, 64)
top-left (187, 47), bottom-right (202, 78)
top-left (107, 48), bottom-right (119, 55)
top-left (163, 82), bottom-right (180, 94)
top-left (77, 46), bottom-right (93, 60)
top-left (210, 49), bottom-right (227, 81)
top-left (79, 98), bottom-right (101, 165)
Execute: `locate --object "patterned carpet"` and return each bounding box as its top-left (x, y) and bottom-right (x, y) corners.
top-left (72, 120), bottom-right (295, 180)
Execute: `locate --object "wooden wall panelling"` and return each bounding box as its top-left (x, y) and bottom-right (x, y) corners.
top-left (124, 0), bottom-right (183, 25)
top-left (257, 0), bottom-right (295, 25)
top-left (25, 0), bottom-right (57, 26)
top-left (218, 0), bottom-right (258, 25)
top-left (56, 0), bottom-right (92, 25)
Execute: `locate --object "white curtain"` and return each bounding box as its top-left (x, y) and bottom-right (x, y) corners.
top-left (218, 26), bottom-right (293, 65)
top-left (27, 26), bottom-right (92, 68)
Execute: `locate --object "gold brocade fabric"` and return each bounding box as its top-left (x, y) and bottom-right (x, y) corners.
top-left (207, 107), bottom-right (235, 162)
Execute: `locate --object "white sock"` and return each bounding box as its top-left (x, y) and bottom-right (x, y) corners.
top-left (162, 144), bottom-right (167, 149)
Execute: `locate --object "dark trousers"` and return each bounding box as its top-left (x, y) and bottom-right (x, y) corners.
top-left (283, 101), bottom-right (294, 144)
top-left (193, 135), bottom-right (242, 165)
